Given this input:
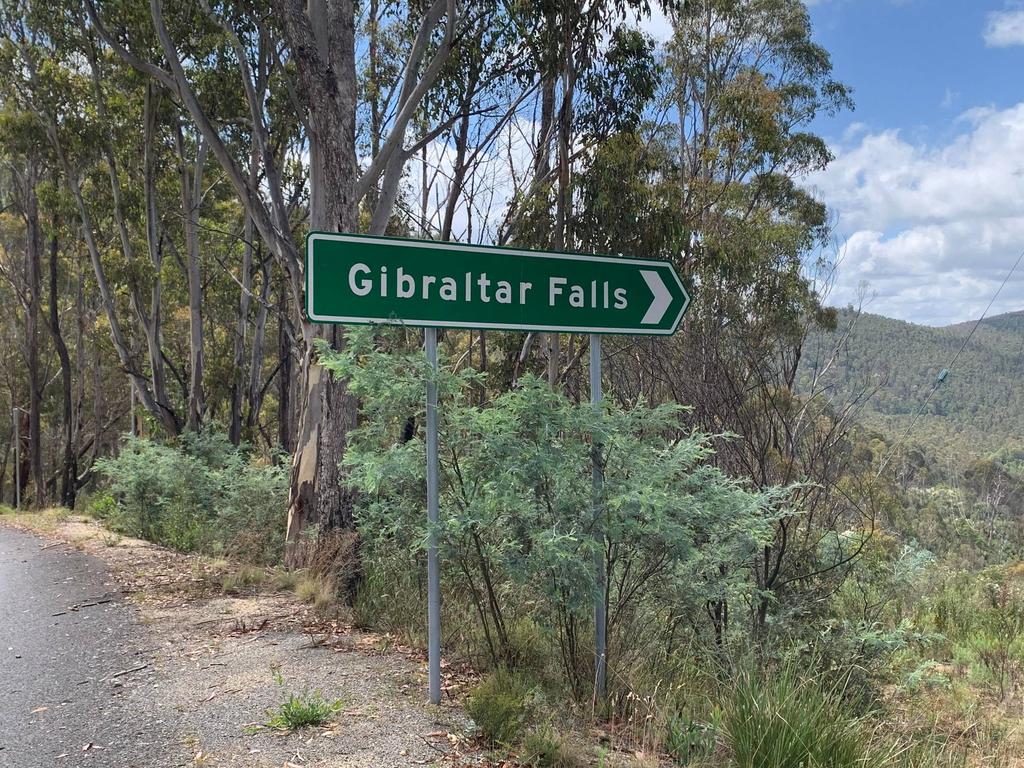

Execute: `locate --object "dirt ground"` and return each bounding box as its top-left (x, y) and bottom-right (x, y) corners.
top-left (1, 513), bottom-right (479, 768)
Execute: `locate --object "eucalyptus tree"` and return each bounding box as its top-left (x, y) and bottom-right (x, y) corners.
top-left (75, 0), bottom-right (537, 560)
top-left (0, 4), bottom-right (185, 436)
top-left (662, 0), bottom-right (859, 638)
top-left (564, 0), bottom-right (858, 640)
top-left (0, 0), bottom-right (285, 500)
top-left (0, 150), bottom-right (46, 505)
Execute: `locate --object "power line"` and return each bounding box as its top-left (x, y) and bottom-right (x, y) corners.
top-left (874, 247), bottom-right (1024, 480)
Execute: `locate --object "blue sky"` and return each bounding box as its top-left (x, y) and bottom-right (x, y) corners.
top-left (644, 1), bottom-right (1024, 325)
top-left (809, 0), bottom-right (1023, 141)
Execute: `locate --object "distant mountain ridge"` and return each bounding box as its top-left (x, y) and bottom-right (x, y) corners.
top-left (797, 308), bottom-right (1024, 460)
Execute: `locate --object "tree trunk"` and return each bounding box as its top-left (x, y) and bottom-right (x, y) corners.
top-left (87, 58), bottom-right (180, 435)
top-left (548, 34), bottom-right (576, 388)
top-left (17, 409), bottom-right (30, 504)
top-left (45, 221), bottom-right (76, 508)
top-left (25, 160), bottom-right (45, 507)
top-left (245, 254), bottom-right (270, 434)
top-left (280, 0), bottom-right (362, 564)
top-left (174, 118), bottom-right (208, 432)
top-left (64, 159), bottom-right (179, 436)
top-left (0, 439), bottom-right (8, 506)
top-left (230, 150), bottom-right (258, 445)
top-left (277, 293), bottom-right (294, 455)
top-left (74, 256), bottom-right (87, 467)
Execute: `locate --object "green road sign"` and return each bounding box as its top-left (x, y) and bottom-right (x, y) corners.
top-left (305, 233), bottom-right (690, 335)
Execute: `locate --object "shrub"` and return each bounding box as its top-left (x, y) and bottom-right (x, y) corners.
top-left (87, 491), bottom-right (118, 521)
top-left (328, 327), bottom-right (787, 688)
top-left (467, 668), bottom-right (535, 747)
top-left (95, 432), bottom-right (287, 563)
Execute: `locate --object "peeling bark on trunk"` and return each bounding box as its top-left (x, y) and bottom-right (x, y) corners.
top-left (278, 0), bottom-right (361, 564)
top-left (289, 326), bottom-right (360, 541)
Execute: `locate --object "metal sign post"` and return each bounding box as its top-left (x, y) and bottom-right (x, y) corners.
top-left (305, 232), bottom-right (689, 705)
top-left (590, 334), bottom-right (607, 700)
top-left (425, 327), bottom-right (442, 705)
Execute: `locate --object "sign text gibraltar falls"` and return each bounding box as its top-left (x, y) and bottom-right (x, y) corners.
top-left (305, 233), bottom-right (690, 335)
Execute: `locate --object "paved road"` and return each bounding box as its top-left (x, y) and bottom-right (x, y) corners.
top-left (0, 525), bottom-right (180, 767)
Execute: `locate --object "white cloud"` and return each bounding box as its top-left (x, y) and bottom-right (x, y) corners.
top-left (807, 103), bottom-right (1024, 325)
top-left (633, 5), bottom-right (673, 43)
top-left (984, 7), bottom-right (1024, 47)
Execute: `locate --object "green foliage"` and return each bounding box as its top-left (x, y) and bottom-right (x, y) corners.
top-left (723, 665), bottom-right (874, 768)
top-left (326, 327), bottom-right (789, 689)
top-left (663, 709), bottom-right (718, 765)
top-left (87, 491), bottom-right (119, 521)
top-left (94, 432), bottom-right (288, 563)
top-left (929, 566), bottom-right (1024, 699)
top-left (264, 670), bottom-right (343, 731)
top-left (466, 669), bottom-right (536, 747)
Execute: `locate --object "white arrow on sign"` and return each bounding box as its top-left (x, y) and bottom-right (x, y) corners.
top-left (640, 270), bottom-right (672, 325)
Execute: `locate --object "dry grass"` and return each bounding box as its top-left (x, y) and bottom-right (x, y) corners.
top-left (287, 531), bottom-right (360, 593)
top-left (220, 565), bottom-right (267, 594)
top-left (269, 567), bottom-right (301, 592)
top-left (0, 505), bottom-right (72, 534)
top-left (294, 574), bottom-right (337, 613)
top-left (883, 672), bottom-right (1024, 768)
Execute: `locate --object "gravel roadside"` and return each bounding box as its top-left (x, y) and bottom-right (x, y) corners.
top-left (0, 514), bottom-right (475, 768)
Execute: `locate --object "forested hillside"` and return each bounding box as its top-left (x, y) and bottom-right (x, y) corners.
top-left (799, 308), bottom-right (1024, 461)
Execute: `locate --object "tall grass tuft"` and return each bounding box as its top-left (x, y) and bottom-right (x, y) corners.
top-left (723, 664), bottom-right (872, 768)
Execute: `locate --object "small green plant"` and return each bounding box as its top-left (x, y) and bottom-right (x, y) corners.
top-left (466, 668), bottom-right (535, 747)
top-left (664, 709), bottom-right (718, 765)
top-left (264, 670), bottom-right (342, 730)
top-left (88, 492), bottom-right (118, 520)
